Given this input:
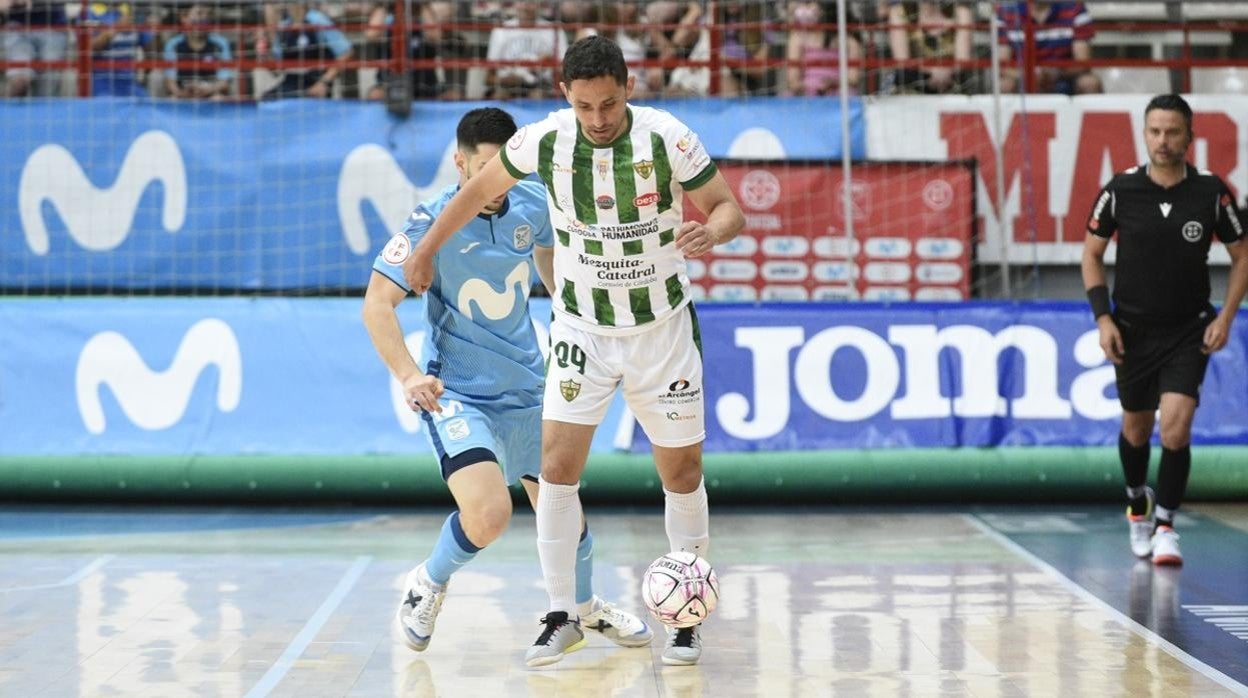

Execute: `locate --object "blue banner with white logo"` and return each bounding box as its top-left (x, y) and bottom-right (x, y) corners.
top-left (1, 98), bottom-right (862, 292)
top-left (1, 299), bottom-right (1244, 458)
top-left (694, 302), bottom-right (1248, 450)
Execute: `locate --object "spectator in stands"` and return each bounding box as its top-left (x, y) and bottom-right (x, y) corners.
top-left (996, 1), bottom-right (1102, 95)
top-left (84, 1), bottom-right (156, 97)
top-left (162, 3), bottom-right (233, 100)
top-left (573, 2), bottom-right (651, 96)
top-left (783, 0), bottom-right (861, 96)
top-left (2, 0), bottom-right (69, 96)
top-left (715, 0), bottom-right (780, 96)
top-left (643, 1), bottom-right (703, 96)
top-left (364, 1), bottom-right (466, 101)
top-left (260, 3), bottom-right (353, 99)
top-left (484, 0), bottom-right (566, 99)
top-left (886, 1), bottom-right (974, 94)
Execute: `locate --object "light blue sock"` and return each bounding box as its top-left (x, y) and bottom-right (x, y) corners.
top-left (425, 511), bottom-right (481, 586)
top-left (574, 524), bottom-right (594, 606)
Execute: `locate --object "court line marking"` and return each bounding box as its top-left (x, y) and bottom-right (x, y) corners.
top-left (964, 514), bottom-right (1248, 697)
top-left (244, 555), bottom-right (372, 698)
top-left (0, 555), bottom-right (115, 592)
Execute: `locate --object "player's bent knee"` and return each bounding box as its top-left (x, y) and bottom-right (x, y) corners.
top-left (461, 498), bottom-right (513, 544)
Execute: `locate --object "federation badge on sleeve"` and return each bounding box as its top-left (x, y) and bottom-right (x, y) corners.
top-left (382, 233), bottom-right (411, 264)
top-left (560, 379), bottom-right (581, 402)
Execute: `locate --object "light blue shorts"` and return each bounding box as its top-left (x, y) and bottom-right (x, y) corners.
top-left (421, 393), bottom-right (541, 485)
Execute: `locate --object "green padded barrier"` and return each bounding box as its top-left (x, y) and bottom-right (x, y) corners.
top-left (1, 447), bottom-right (1244, 503)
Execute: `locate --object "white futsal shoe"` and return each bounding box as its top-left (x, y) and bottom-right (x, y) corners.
top-left (396, 563), bottom-right (446, 652)
top-left (580, 596), bottom-right (653, 647)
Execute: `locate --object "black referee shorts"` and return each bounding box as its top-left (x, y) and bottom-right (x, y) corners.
top-left (1113, 311), bottom-right (1214, 412)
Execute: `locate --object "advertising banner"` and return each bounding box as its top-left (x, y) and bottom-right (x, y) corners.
top-left (866, 94), bottom-right (1248, 264)
top-left (2, 300), bottom-right (1244, 459)
top-left (1, 97), bottom-right (863, 292)
top-left (687, 161), bottom-right (976, 302)
top-left (694, 301), bottom-right (1248, 451)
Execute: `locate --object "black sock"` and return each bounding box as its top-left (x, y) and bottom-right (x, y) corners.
top-left (1156, 445), bottom-right (1191, 522)
top-left (1119, 433), bottom-right (1150, 514)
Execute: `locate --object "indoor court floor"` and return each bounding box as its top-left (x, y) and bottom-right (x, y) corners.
top-left (1, 503), bottom-right (1246, 697)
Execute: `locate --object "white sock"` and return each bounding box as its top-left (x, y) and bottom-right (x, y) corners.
top-left (664, 478), bottom-right (709, 557)
top-left (536, 475), bottom-right (582, 616)
top-left (1156, 505), bottom-right (1177, 526)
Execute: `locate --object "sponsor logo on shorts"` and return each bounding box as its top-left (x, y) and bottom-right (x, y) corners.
top-left (445, 418), bottom-right (470, 441)
top-left (634, 192), bottom-right (660, 207)
top-left (659, 379), bottom-right (701, 406)
top-left (560, 379), bottom-right (581, 402)
top-left (665, 411), bottom-right (697, 422)
top-left (1182, 221), bottom-right (1203, 242)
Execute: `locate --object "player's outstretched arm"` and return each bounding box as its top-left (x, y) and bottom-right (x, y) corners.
top-left (361, 271), bottom-right (444, 412)
top-left (1206, 239), bottom-right (1248, 354)
top-left (678, 171), bottom-right (745, 258)
top-left (402, 156), bottom-right (521, 293)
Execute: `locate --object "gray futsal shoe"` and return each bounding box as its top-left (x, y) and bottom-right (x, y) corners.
top-left (525, 611), bottom-right (587, 667)
top-left (662, 624), bottom-right (703, 666)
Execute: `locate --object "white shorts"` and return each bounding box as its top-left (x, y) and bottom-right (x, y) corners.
top-left (543, 305), bottom-right (705, 448)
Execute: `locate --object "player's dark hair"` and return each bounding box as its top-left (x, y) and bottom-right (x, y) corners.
top-left (1145, 94), bottom-right (1193, 132)
top-left (456, 107), bottom-right (517, 152)
top-left (562, 35), bottom-right (628, 86)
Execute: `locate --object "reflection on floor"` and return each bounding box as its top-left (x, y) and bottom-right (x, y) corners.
top-left (0, 505), bottom-right (1245, 697)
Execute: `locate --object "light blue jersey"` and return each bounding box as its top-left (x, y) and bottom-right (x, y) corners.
top-left (373, 180), bottom-right (552, 482)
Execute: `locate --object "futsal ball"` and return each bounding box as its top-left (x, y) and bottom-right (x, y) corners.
top-left (641, 551), bottom-right (719, 628)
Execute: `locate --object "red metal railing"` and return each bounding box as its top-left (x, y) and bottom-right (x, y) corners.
top-left (1, 2), bottom-right (1245, 99)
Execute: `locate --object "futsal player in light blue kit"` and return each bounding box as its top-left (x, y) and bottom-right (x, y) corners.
top-left (362, 107), bottom-right (651, 654)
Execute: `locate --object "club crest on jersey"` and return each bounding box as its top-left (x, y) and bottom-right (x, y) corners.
top-left (382, 233), bottom-right (410, 264)
top-left (560, 379), bottom-right (581, 402)
top-left (513, 224), bottom-right (532, 249)
top-left (596, 159), bottom-right (610, 179)
top-left (1182, 221), bottom-right (1203, 242)
top-left (596, 194), bottom-right (616, 210)
top-left (633, 159), bottom-right (654, 179)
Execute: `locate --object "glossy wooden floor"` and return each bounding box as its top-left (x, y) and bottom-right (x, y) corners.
top-left (1, 504), bottom-right (1246, 697)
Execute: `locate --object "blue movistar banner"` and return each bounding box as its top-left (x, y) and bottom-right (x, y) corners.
top-left (0, 98), bottom-right (862, 292)
top-left (1, 299), bottom-right (1244, 458)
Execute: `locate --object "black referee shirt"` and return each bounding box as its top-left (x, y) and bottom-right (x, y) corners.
top-left (1087, 163), bottom-right (1244, 323)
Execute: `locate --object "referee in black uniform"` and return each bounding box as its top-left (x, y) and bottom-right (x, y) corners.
top-left (1082, 94), bottom-right (1248, 567)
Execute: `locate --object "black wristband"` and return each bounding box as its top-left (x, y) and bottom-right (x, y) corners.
top-left (1086, 285), bottom-right (1111, 318)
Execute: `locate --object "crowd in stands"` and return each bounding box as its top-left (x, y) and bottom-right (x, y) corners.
top-left (1, 0), bottom-right (1245, 100)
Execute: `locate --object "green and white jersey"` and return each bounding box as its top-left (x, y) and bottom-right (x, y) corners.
top-left (499, 105), bottom-right (717, 335)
